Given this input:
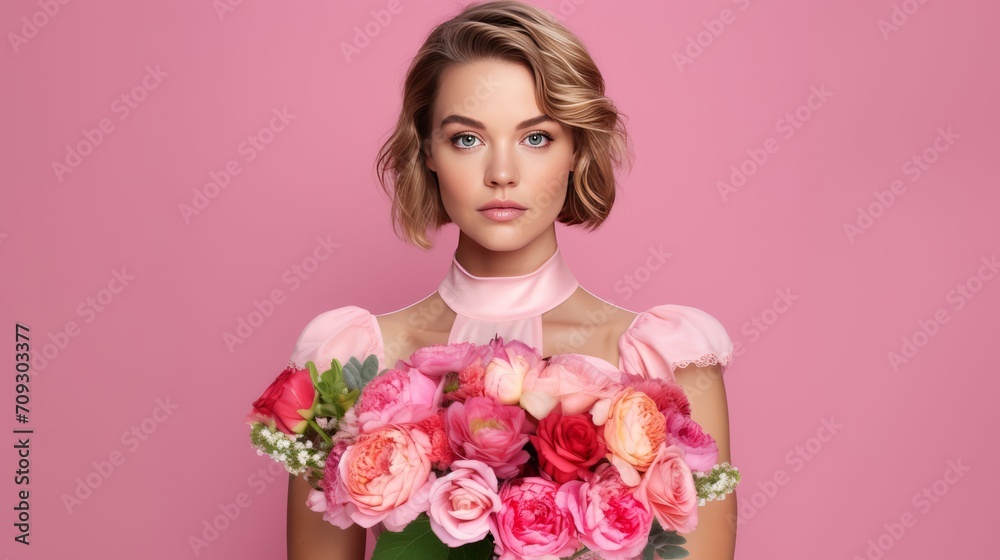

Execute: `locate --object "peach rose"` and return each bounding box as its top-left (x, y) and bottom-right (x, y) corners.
top-left (334, 424), bottom-right (435, 531)
top-left (602, 388), bottom-right (667, 486)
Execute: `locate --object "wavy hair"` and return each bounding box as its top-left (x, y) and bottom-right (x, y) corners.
top-left (375, 0), bottom-right (633, 249)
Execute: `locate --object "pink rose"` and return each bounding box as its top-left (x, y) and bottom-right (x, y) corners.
top-left (328, 424), bottom-right (436, 531)
top-left (666, 411), bottom-right (718, 473)
top-left (244, 366), bottom-right (317, 435)
top-left (557, 464), bottom-right (653, 560)
top-left (427, 460), bottom-right (502, 547)
top-left (530, 412), bottom-right (605, 483)
top-left (493, 477), bottom-right (579, 560)
top-left (445, 397), bottom-right (530, 478)
top-left (483, 339), bottom-right (545, 405)
top-left (638, 444), bottom-right (698, 533)
top-left (353, 366), bottom-right (443, 431)
top-left (520, 354), bottom-right (620, 420)
top-left (601, 388), bottom-right (667, 486)
top-left (405, 342), bottom-right (479, 378)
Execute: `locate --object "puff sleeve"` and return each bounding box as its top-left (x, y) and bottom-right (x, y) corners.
top-left (618, 304), bottom-right (734, 381)
top-left (287, 306), bottom-right (384, 371)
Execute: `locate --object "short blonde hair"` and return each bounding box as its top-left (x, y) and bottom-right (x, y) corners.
top-left (375, 0), bottom-right (633, 249)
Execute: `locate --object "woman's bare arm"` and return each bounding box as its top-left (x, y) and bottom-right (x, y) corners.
top-left (668, 364), bottom-right (738, 559)
top-left (287, 473), bottom-right (367, 560)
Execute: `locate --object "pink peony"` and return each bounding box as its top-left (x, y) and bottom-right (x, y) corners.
top-left (483, 339), bottom-right (545, 405)
top-left (493, 477), bottom-right (579, 560)
top-left (353, 366), bottom-right (443, 432)
top-left (601, 388), bottom-right (667, 487)
top-left (327, 424), bottom-right (436, 531)
top-left (624, 374), bottom-right (692, 418)
top-left (443, 343), bottom-right (495, 403)
top-left (244, 366), bottom-right (317, 434)
top-left (405, 342), bottom-right (479, 378)
top-left (666, 411), bottom-right (718, 473)
top-left (556, 463), bottom-right (653, 560)
top-left (637, 444), bottom-right (698, 533)
top-left (520, 354), bottom-right (621, 420)
top-left (530, 412), bottom-right (606, 484)
top-left (426, 460), bottom-right (502, 547)
top-left (445, 397), bottom-right (531, 479)
top-left (415, 409), bottom-right (456, 470)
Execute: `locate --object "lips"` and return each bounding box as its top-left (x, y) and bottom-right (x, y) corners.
top-left (478, 200), bottom-right (527, 211)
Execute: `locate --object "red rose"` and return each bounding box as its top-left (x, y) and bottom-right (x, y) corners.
top-left (530, 412), bottom-right (606, 483)
top-left (244, 366), bottom-right (317, 434)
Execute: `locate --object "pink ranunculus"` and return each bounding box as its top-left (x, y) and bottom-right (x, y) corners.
top-left (556, 463), bottom-right (653, 560)
top-left (602, 388), bottom-right (667, 486)
top-left (521, 354), bottom-right (621, 420)
top-left (530, 412), bottom-right (605, 484)
top-left (624, 373), bottom-right (692, 418)
top-left (483, 339), bottom-right (545, 405)
top-left (426, 460), bottom-right (502, 547)
top-left (666, 411), bottom-right (719, 473)
top-left (353, 366), bottom-right (444, 432)
top-left (493, 477), bottom-right (579, 560)
top-left (329, 424), bottom-right (436, 531)
top-left (405, 342), bottom-right (479, 378)
top-left (638, 444), bottom-right (698, 533)
top-left (445, 396), bottom-right (531, 479)
top-left (244, 366), bottom-right (318, 434)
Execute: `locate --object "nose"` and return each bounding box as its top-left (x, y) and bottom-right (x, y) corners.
top-left (485, 146), bottom-right (519, 188)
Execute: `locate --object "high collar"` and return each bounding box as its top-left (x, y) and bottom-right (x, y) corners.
top-left (437, 246), bottom-right (580, 322)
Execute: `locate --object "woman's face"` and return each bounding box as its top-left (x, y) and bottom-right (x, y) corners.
top-left (424, 58), bottom-right (575, 253)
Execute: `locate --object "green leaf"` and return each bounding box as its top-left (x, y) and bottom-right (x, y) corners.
top-left (371, 514), bottom-right (448, 560)
top-left (447, 537), bottom-right (493, 560)
top-left (343, 354), bottom-right (382, 392)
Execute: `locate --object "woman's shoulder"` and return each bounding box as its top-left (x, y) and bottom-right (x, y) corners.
top-left (617, 303), bottom-right (735, 380)
top-left (287, 305), bottom-right (383, 370)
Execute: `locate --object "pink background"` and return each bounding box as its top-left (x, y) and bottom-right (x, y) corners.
top-left (2, 0), bottom-right (997, 558)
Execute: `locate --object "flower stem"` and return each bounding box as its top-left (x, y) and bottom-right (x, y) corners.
top-left (306, 418), bottom-right (332, 445)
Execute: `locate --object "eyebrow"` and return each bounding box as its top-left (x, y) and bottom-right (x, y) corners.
top-left (439, 114), bottom-right (554, 130)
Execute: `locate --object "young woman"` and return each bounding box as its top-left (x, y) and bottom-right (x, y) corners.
top-left (286, 2), bottom-right (737, 558)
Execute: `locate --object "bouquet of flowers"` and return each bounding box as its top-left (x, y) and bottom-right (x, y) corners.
top-left (245, 336), bottom-right (740, 560)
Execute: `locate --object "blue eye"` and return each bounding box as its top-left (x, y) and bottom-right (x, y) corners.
top-left (524, 131), bottom-right (553, 148)
top-left (448, 131), bottom-right (554, 151)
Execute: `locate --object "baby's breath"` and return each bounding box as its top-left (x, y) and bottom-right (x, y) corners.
top-left (693, 462), bottom-right (741, 506)
top-left (249, 421), bottom-right (329, 477)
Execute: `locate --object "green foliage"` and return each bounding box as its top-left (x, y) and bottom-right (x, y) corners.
top-left (342, 354), bottom-right (383, 392)
top-left (371, 515), bottom-right (449, 560)
top-left (447, 537), bottom-right (494, 560)
top-left (307, 359), bottom-right (359, 419)
top-left (642, 519), bottom-right (689, 559)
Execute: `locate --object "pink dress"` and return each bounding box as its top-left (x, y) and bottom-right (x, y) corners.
top-left (287, 247), bottom-right (733, 383)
